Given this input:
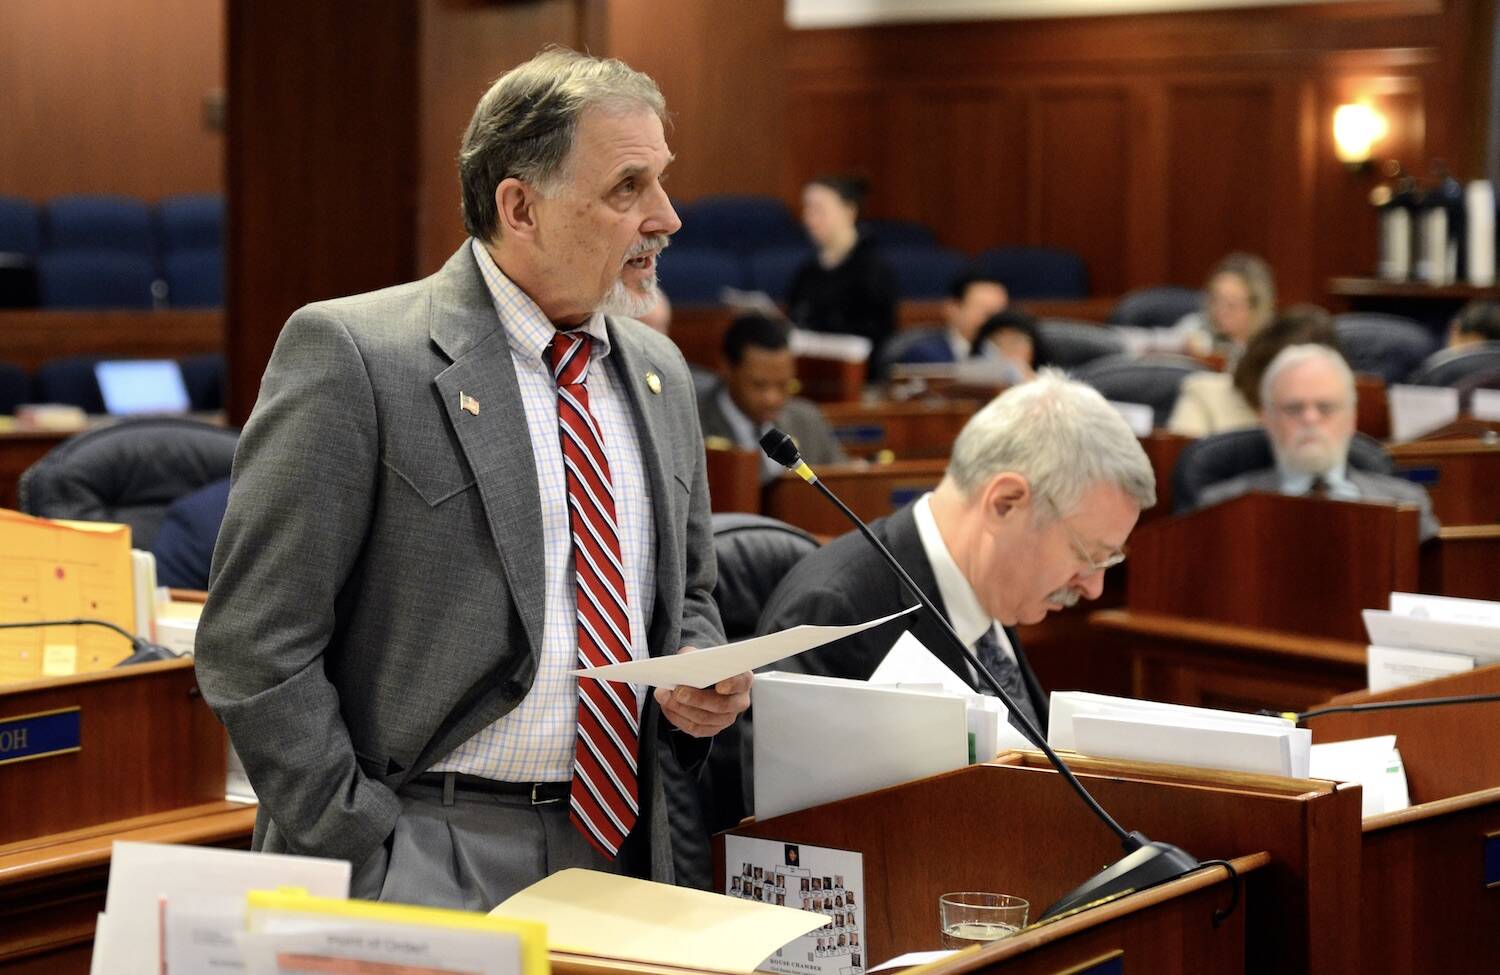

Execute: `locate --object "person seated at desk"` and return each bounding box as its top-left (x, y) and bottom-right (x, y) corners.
top-left (754, 370), bottom-right (1156, 729)
top-left (895, 271), bottom-right (1010, 365)
top-left (787, 175), bottom-right (899, 371)
top-left (1448, 299), bottom-right (1500, 348)
top-left (1171, 252), bottom-right (1277, 366)
top-left (1168, 304), bottom-right (1339, 437)
top-left (698, 314), bottom-right (846, 483)
top-left (971, 308), bottom-right (1047, 385)
top-left (1198, 343), bottom-right (1439, 540)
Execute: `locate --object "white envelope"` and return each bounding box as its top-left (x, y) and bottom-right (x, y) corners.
top-left (1070, 712), bottom-right (1310, 778)
top-left (753, 671), bottom-right (968, 819)
top-left (1362, 609), bottom-right (1500, 663)
top-left (1047, 690), bottom-right (1294, 753)
top-left (1367, 644), bottom-right (1476, 693)
top-left (1389, 591), bottom-right (1500, 626)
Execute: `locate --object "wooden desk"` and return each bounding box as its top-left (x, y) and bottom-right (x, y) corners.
top-left (763, 459), bottom-right (946, 536)
top-left (1306, 665), bottom-right (1500, 973)
top-left (1420, 525), bottom-right (1500, 601)
top-left (721, 757), bottom-right (1352, 974)
top-left (1389, 436), bottom-right (1500, 527)
top-left (821, 400), bottom-right (980, 460)
top-left (0, 310), bottom-right (223, 373)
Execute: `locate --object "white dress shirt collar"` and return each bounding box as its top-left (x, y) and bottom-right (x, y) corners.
top-left (470, 238), bottom-right (612, 365)
top-left (912, 492), bottom-right (998, 649)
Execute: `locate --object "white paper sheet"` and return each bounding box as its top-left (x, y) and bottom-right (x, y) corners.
top-left (1367, 644), bottom-right (1476, 693)
top-left (1362, 609), bottom-right (1500, 663)
top-left (1047, 691), bottom-right (1295, 752)
top-left (870, 631), bottom-right (974, 695)
top-left (575, 607), bottom-right (917, 688)
top-left (100, 841), bottom-right (350, 975)
top-left (869, 951), bottom-right (959, 972)
top-left (1390, 591), bottom-right (1500, 626)
top-left (1388, 384), bottom-right (1461, 442)
top-left (1070, 712), bottom-right (1309, 777)
top-left (789, 328), bottom-right (874, 363)
top-left (753, 671), bottom-right (969, 819)
top-left (1108, 400), bottom-right (1156, 436)
top-left (1309, 735), bottom-right (1410, 817)
top-left (1471, 388), bottom-right (1500, 421)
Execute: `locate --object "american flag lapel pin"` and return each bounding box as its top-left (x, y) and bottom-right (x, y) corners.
top-left (459, 391), bottom-right (480, 416)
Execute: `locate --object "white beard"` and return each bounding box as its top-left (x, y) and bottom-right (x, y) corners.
top-left (1274, 430), bottom-right (1348, 477)
top-left (1044, 586), bottom-right (1080, 609)
top-left (596, 274), bottom-right (659, 318)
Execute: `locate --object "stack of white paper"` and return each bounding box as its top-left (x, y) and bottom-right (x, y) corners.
top-left (1387, 384), bottom-right (1461, 441)
top-left (1048, 691), bottom-right (1310, 778)
top-left (753, 671), bottom-right (969, 819)
top-left (1309, 735), bottom-right (1410, 817)
top-left (1363, 594), bottom-right (1500, 691)
top-left (788, 328), bottom-right (874, 363)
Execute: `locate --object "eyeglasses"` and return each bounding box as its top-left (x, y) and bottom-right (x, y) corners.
top-left (1270, 399), bottom-right (1349, 421)
top-left (1045, 497), bottom-right (1127, 575)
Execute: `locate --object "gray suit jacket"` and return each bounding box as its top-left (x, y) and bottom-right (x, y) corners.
top-left (1197, 467), bottom-right (1440, 541)
top-left (195, 245), bottom-right (725, 878)
top-left (696, 384), bottom-right (847, 467)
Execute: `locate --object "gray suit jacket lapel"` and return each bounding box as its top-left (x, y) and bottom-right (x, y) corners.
top-left (605, 316), bottom-right (680, 659)
top-left (429, 248), bottom-right (547, 660)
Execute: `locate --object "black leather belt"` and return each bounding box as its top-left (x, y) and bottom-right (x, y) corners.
top-left (413, 771), bottom-right (569, 804)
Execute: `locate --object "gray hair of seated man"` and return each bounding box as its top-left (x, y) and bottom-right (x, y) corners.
top-left (1258, 343), bottom-right (1357, 412)
top-left (946, 368), bottom-right (1157, 519)
top-left (459, 47), bottom-right (667, 241)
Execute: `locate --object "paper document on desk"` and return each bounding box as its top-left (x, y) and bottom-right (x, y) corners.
top-left (1388, 383), bottom-right (1461, 441)
top-left (1389, 591), bottom-right (1500, 626)
top-left (492, 868), bottom-right (827, 973)
top-left (574, 606), bottom-right (917, 688)
top-left (872, 632), bottom-right (1031, 757)
top-left (1367, 644), bottom-right (1475, 692)
top-left (753, 671), bottom-right (969, 819)
top-left (1472, 388), bottom-right (1500, 421)
top-left (1309, 734), bottom-right (1410, 817)
top-left (1362, 610), bottom-right (1500, 663)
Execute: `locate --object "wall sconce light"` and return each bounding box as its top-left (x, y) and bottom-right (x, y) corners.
top-left (1333, 103), bottom-right (1388, 172)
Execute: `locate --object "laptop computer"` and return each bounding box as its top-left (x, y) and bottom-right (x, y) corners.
top-left (93, 360), bottom-right (192, 416)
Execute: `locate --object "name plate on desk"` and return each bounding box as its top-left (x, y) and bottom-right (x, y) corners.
top-left (0, 707), bottom-right (81, 766)
top-left (1054, 950), bottom-right (1124, 975)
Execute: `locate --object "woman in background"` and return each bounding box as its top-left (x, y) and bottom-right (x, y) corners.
top-left (971, 308), bottom-right (1047, 385)
top-left (787, 174), bottom-right (899, 371)
top-left (1176, 252), bottom-right (1277, 366)
top-left (1168, 304), bottom-right (1339, 436)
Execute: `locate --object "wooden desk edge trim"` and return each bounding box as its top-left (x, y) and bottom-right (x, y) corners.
top-left (0, 804), bottom-right (257, 885)
top-left (1088, 610), bottom-right (1368, 665)
top-left (1362, 785), bottom-right (1500, 832)
top-left (990, 751), bottom-right (1339, 799)
top-left (930, 852), bottom-right (1270, 973)
top-left (0, 655), bottom-right (195, 697)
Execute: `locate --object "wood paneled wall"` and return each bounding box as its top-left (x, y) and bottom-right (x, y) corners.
top-left (780, 0), bottom-right (1491, 301)
top-left (0, 0), bottom-right (224, 201)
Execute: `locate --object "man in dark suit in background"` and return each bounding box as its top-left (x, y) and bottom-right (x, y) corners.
top-left (697, 314), bottom-right (847, 483)
top-left (195, 48), bottom-right (749, 910)
top-left (894, 271), bottom-right (1009, 365)
top-left (1198, 343), bottom-right (1439, 541)
top-left (754, 370), bottom-right (1156, 732)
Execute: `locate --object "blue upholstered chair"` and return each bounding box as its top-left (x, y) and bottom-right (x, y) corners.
top-left (888, 247), bottom-right (970, 300)
top-left (654, 246), bottom-right (745, 305)
top-left (44, 195), bottom-right (155, 255)
top-left (164, 249), bottom-right (224, 308)
top-left (156, 194), bottom-right (225, 253)
top-left (36, 253), bottom-right (157, 309)
top-left (973, 246), bottom-right (1089, 299)
top-left (1110, 286), bottom-right (1203, 328)
top-left (1334, 314), bottom-right (1438, 385)
top-left (672, 195), bottom-right (806, 256)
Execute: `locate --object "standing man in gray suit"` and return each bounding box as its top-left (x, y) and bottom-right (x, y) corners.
top-left (1197, 344), bottom-right (1439, 541)
top-left (195, 48), bottom-right (748, 909)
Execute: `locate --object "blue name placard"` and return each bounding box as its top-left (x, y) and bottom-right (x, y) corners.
top-left (832, 424), bottom-right (886, 446)
top-left (1485, 833), bottom-right (1500, 889)
top-left (1058, 951), bottom-right (1124, 975)
top-left (0, 708), bottom-right (81, 766)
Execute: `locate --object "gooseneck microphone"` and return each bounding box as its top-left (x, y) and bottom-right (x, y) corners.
top-left (760, 427), bottom-right (1201, 920)
top-left (0, 618), bottom-right (180, 666)
top-left (1265, 692), bottom-right (1500, 724)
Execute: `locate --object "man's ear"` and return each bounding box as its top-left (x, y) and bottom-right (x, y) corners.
top-left (981, 471), bottom-right (1032, 524)
top-left (495, 177), bottom-right (540, 242)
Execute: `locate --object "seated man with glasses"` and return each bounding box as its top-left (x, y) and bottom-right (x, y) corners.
top-left (1198, 343), bottom-right (1438, 541)
top-left (752, 370), bottom-right (1154, 732)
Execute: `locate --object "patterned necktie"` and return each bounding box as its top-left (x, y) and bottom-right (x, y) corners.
top-left (973, 628), bottom-right (1040, 732)
top-left (549, 331), bottom-right (639, 859)
top-left (1308, 476), bottom-right (1332, 498)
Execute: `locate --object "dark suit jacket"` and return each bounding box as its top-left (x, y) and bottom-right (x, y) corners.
top-left (752, 502), bottom-right (1048, 719)
top-left (195, 244), bottom-right (725, 880)
top-left (696, 382), bottom-right (847, 468)
top-left (896, 333), bottom-right (959, 365)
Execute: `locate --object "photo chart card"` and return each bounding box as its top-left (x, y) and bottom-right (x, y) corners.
top-left (723, 835), bottom-right (865, 975)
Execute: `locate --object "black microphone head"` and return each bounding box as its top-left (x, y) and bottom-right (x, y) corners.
top-left (759, 427), bottom-right (803, 469)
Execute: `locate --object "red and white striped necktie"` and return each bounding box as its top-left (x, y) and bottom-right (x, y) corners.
top-left (549, 330), bottom-right (640, 859)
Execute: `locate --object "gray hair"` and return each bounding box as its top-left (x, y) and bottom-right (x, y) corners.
top-left (458, 47), bottom-right (667, 240)
top-left (1259, 343), bottom-right (1356, 410)
top-left (946, 369), bottom-right (1156, 517)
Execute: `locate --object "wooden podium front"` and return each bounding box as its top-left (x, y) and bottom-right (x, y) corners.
top-left (0, 660), bottom-right (256, 973)
top-left (1092, 491), bottom-right (1424, 710)
top-left (717, 758), bottom-right (1355, 973)
top-left (1307, 664), bottom-right (1500, 973)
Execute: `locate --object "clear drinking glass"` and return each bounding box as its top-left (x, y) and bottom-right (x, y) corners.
top-left (938, 891), bottom-right (1029, 948)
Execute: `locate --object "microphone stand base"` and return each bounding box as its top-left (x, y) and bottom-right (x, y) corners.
top-left (1039, 840), bottom-right (1200, 920)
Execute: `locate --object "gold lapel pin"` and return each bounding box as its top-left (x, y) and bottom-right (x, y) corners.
top-left (645, 372), bottom-right (662, 395)
top-left (459, 391), bottom-right (480, 416)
